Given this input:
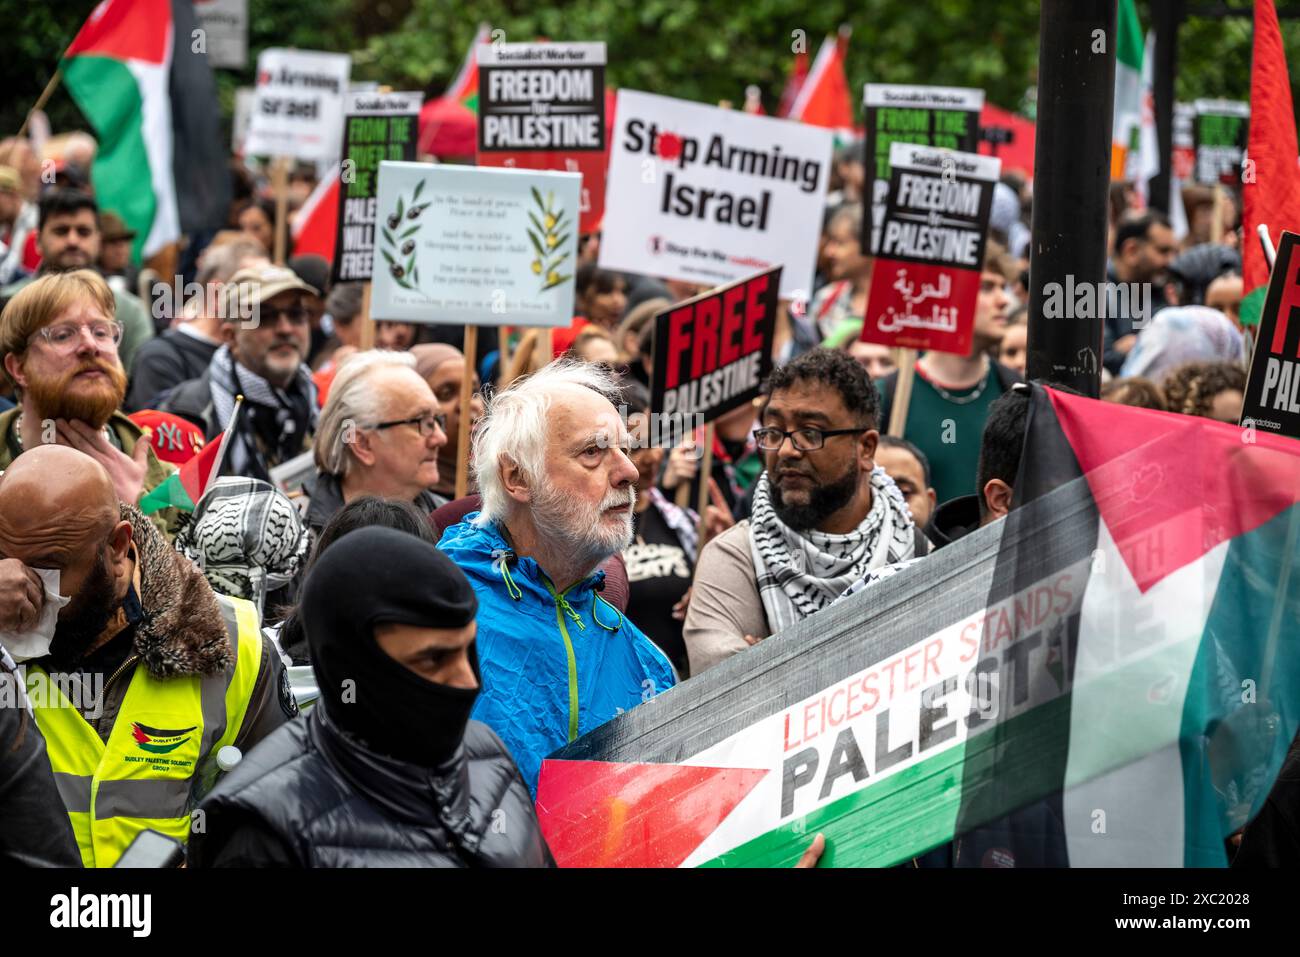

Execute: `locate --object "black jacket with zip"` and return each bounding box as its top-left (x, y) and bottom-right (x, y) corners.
top-left (189, 705), bottom-right (554, 868)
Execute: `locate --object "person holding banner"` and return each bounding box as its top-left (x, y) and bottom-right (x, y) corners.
top-left (684, 349), bottom-right (923, 675)
top-left (437, 360), bottom-right (676, 794)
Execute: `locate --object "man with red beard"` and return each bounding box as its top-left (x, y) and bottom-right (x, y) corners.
top-left (0, 189), bottom-right (154, 373)
top-left (0, 270), bottom-right (177, 531)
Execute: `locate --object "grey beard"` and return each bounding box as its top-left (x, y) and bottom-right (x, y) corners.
top-left (531, 485), bottom-right (634, 575)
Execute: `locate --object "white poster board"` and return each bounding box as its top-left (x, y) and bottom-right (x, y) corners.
top-left (599, 90), bottom-right (833, 301)
top-left (244, 48), bottom-right (351, 162)
top-left (194, 0), bottom-right (248, 70)
top-left (370, 162), bottom-right (581, 327)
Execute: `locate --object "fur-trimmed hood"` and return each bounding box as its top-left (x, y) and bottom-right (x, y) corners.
top-left (124, 502), bottom-right (233, 678)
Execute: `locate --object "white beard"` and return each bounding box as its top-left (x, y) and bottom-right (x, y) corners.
top-left (531, 483), bottom-right (636, 573)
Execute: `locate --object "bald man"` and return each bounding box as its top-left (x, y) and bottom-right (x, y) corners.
top-left (0, 445), bottom-right (294, 868)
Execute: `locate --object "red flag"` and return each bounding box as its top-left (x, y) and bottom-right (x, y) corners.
top-left (787, 27), bottom-right (854, 134)
top-left (775, 49), bottom-right (808, 118)
top-left (1244, 0), bottom-right (1300, 315)
top-left (291, 165), bottom-right (339, 263)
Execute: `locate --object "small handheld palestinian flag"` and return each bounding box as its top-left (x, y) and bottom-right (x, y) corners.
top-left (139, 397), bottom-right (242, 515)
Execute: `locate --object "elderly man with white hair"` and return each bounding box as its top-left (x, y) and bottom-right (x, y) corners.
top-left (301, 350), bottom-right (450, 537)
top-left (438, 359), bottom-right (677, 794)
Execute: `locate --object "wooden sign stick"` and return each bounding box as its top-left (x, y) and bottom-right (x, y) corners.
top-left (888, 348), bottom-right (919, 437)
top-left (455, 324), bottom-right (478, 500)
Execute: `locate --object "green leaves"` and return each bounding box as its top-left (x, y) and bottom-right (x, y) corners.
top-left (381, 184), bottom-right (426, 292)
top-left (526, 184), bottom-right (571, 293)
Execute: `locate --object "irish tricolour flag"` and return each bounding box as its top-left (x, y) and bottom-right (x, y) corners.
top-left (62, 0), bottom-right (227, 261)
top-left (538, 386), bottom-right (1300, 867)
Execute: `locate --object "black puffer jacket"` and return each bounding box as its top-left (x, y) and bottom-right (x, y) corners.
top-left (188, 705), bottom-right (553, 868)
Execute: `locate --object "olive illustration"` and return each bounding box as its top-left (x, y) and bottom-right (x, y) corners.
top-left (401, 240), bottom-right (415, 255)
top-left (390, 263), bottom-right (405, 279)
top-left (387, 212), bottom-right (401, 230)
top-left (407, 203), bottom-right (429, 220)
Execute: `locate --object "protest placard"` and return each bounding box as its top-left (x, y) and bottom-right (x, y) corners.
top-left (649, 267), bottom-right (779, 430)
top-left (1241, 230), bottom-right (1300, 439)
top-left (332, 91), bottom-right (422, 283)
top-left (193, 0), bottom-right (247, 70)
top-left (369, 161), bottom-right (581, 327)
top-left (863, 84), bottom-right (984, 254)
top-left (477, 41), bottom-right (607, 234)
top-left (1192, 99), bottom-right (1249, 186)
top-left (862, 143), bottom-right (1000, 356)
top-left (244, 48), bottom-right (351, 162)
top-left (600, 90), bottom-right (831, 302)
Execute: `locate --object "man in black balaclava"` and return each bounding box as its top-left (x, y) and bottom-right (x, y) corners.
top-left (189, 526), bottom-right (554, 867)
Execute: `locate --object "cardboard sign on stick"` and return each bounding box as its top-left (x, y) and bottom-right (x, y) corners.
top-left (863, 84), bottom-right (984, 255)
top-left (1241, 230), bottom-right (1300, 439)
top-left (600, 91), bottom-right (831, 301)
top-left (862, 143), bottom-right (1000, 356)
top-left (370, 162), bottom-right (581, 327)
top-left (477, 42), bottom-right (607, 234)
top-left (245, 48), bottom-right (350, 162)
top-left (650, 267), bottom-right (781, 439)
top-left (332, 91), bottom-right (422, 283)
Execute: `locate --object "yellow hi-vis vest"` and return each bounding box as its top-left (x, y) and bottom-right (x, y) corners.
top-left (27, 595), bottom-right (263, 868)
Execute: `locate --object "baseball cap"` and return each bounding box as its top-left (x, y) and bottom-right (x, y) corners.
top-left (128, 409), bottom-right (207, 464)
top-left (225, 264), bottom-right (319, 317)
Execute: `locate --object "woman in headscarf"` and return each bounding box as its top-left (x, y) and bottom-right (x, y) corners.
top-left (1118, 305), bottom-right (1246, 384)
top-left (412, 343), bottom-right (485, 501)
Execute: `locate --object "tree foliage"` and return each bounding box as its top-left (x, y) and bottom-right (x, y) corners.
top-left (0, 0), bottom-right (1296, 151)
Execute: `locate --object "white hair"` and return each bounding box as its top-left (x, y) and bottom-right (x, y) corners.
top-left (473, 358), bottom-right (622, 526)
top-left (314, 350), bottom-right (419, 476)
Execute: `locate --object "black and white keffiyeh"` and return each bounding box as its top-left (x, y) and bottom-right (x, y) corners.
top-left (209, 345), bottom-right (317, 480)
top-left (175, 477), bottom-right (309, 615)
top-left (749, 466), bottom-right (916, 632)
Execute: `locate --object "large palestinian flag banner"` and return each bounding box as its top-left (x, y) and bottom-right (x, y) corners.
top-left (537, 386), bottom-right (1300, 867)
top-left (62, 0), bottom-right (229, 261)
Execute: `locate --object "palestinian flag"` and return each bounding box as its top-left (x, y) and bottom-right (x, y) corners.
top-left (774, 49), bottom-right (808, 119)
top-left (62, 0), bottom-right (227, 263)
top-left (1110, 0), bottom-right (1145, 180)
top-left (1242, 0), bottom-right (1300, 329)
top-left (537, 386), bottom-right (1300, 867)
top-left (139, 414), bottom-right (230, 514)
top-left (451, 23), bottom-right (491, 115)
top-left (787, 27), bottom-right (854, 143)
top-left (291, 163), bottom-right (340, 263)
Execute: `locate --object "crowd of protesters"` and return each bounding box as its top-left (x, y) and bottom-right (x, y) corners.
top-left (0, 119), bottom-right (1281, 871)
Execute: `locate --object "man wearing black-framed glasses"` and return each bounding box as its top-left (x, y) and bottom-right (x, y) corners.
top-left (685, 348), bottom-right (927, 675)
top-left (303, 351), bottom-right (451, 539)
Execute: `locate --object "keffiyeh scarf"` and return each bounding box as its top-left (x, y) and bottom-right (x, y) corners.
top-left (749, 466), bottom-right (916, 632)
top-left (209, 345), bottom-right (317, 479)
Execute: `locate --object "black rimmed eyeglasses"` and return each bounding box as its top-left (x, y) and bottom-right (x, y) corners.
top-left (371, 413), bottom-right (447, 437)
top-left (752, 426), bottom-right (870, 452)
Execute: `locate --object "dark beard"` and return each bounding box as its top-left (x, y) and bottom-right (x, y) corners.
top-left (771, 463), bottom-right (861, 531)
top-left (50, 551), bottom-right (119, 664)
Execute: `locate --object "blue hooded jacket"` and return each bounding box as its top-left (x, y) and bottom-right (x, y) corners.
top-left (438, 514), bottom-right (677, 793)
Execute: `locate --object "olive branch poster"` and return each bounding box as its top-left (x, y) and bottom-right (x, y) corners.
top-left (370, 161), bottom-right (581, 327)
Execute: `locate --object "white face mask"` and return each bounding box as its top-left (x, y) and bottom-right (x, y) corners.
top-left (0, 568), bottom-right (71, 662)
